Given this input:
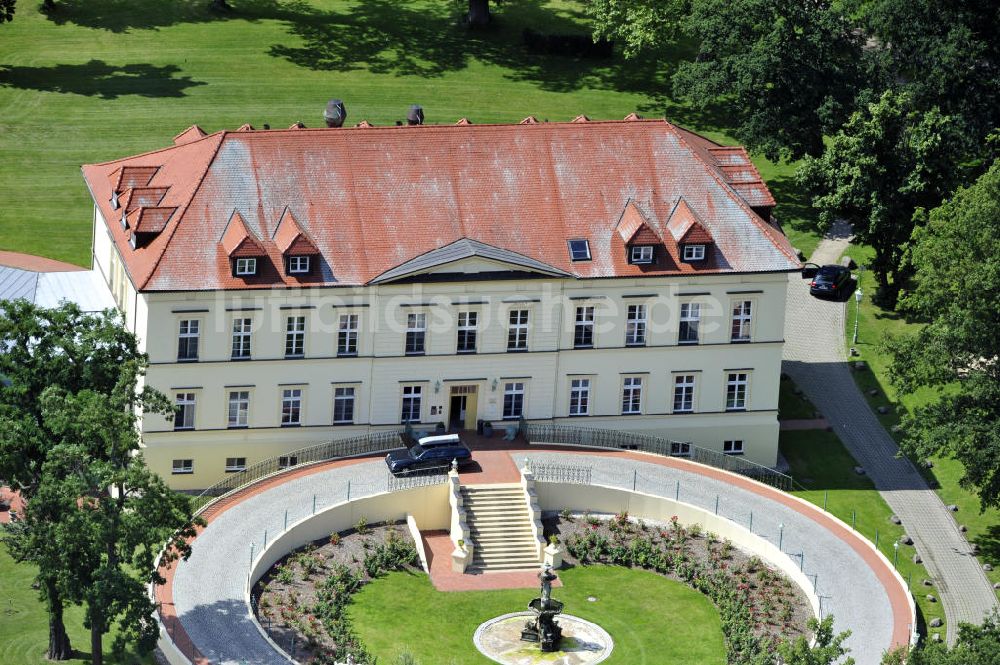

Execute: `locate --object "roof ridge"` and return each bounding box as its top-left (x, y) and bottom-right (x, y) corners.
top-left (84, 129), bottom-right (225, 168)
top-left (665, 125), bottom-right (799, 264)
top-left (216, 117), bottom-right (672, 136)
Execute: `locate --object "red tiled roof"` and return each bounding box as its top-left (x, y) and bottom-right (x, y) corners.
top-left (272, 208), bottom-right (319, 255)
top-left (220, 212), bottom-right (265, 257)
top-left (615, 201), bottom-right (661, 245)
top-left (133, 207), bottom-right (176, 234)
top-left (666, 198), bottom-right (713, 245)
top-left (123, 186), bottom-right (169, 212)
top-left (81, 119), bottom-right (799, 292)
top-left (173, 125), bottom-right (207, 146)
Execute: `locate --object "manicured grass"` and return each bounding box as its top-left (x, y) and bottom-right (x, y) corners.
top-left (348, 566), bottom-right (726, 664)
top-left (780, 430), bottom-right (945, 636)
top-left (0, 0), bottom-right (820, 266)
top-left (0, 545), bottom-right (150, 665)
top-left (777, 375), bottom-right (818, 420)
top-left (840, 243), bottom-right (1000, 593)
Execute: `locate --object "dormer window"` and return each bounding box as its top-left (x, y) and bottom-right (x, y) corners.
top-left (235, 257), bottom-right (258, 276)
top-left (110, 191), bottom-right (120, 210)
top-left (287, 255), bottom-right (311, 275)
top-left (120, 209), bottom-right (128, 229)
top-left (683, 244), bottom-right (706, 262)
top-left (630, 245), bottom-right (654, 264)
top-left (568, 239), bottom-right (591, 262)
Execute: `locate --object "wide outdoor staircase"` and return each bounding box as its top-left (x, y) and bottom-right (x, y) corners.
top-left (462, 484), bottom-right (542, 573)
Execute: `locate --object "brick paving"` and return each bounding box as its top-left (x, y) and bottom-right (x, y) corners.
top-left (422, 530), bottom-right (555, 592)
top-left (0, 250), bottom-right (84, 272)
top-left (783, 230), bottom-right (999, 644)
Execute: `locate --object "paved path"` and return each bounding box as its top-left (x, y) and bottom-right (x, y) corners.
top-left (165, 446), bottom-right (910, 665)
top-left (782, 230), bottom-right (999, 643)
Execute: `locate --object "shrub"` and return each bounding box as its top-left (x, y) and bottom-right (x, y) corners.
top-left (355, 516), bottom-right (369, 535)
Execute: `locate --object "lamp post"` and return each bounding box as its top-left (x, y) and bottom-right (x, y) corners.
top-left (894, 541), bottom-right (900, 569)
top-left (778, 523), bottom-right (784, 551)
top-left (853, 288), bottom-right (863, 345)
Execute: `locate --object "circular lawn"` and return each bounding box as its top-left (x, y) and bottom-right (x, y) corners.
top-left (348, 565), bottom-right (726, 665)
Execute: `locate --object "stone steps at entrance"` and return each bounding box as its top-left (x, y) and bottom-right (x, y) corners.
top-left (461, 484), bottom-right (541, 573)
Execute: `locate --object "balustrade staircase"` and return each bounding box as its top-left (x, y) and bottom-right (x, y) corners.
top-left (461, 484), bottom-right (542, 572)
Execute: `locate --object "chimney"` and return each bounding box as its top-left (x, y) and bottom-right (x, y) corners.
top-left (406, 104), bottom-right (424, 126)
top-left (324, 99), bottom-right (347, 128)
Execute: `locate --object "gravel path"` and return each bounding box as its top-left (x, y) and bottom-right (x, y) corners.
top-left (782, 228), bottom-right (998, 643)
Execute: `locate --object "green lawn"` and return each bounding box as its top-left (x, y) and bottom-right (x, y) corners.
top-left (780, 430), bottom-right (946, 636)
top-left (349, 566), bottom-right (725, 664)
top-left (0, 0), bottom-right (820, 266)
top-left (777, 374), bottom-right (818, 420)
top-left (840, 243), bottom-right (1000, 593)
top-left (0, 546), bottom-right (150, 665)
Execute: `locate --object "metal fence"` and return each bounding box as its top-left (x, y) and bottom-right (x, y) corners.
top-left (524, 459), bottom-right (592, 485)
top-left (520, 422), bottom-right (793, 492)
top-left (191, 429), bottom-right (406, 514)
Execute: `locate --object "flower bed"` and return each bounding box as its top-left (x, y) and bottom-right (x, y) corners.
top-left (252, 519), bottom-right (419, 664)
top-left (548, 511), bottom-right (813, 664)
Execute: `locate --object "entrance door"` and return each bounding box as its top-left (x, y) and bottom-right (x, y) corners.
top-left (449, 385), bottom-right (479, 431)
top-left (449, 395), bottom-right (467, 431)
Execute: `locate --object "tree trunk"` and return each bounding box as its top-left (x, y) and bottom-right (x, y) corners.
top-left (45, 579), bottom-right (72, 661)
top-left (91, 621), bottom-right (103, 665)
top-left (467, 0), bottom-right (490, 26)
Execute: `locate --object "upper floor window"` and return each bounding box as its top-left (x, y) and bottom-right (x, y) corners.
top-left (682, 244), bottom-right (706, 262)
top-left (629, 245), bottom-right (654, 264)
top-left (338, 314), bottom-right (359, 356)
top-left (231, 318), bottom-right (252, 359)
top-left (235, 257), bottom-right (258, 276)
top-left (177, 320), bottom-right (199, 361)
top-left (400, 385), bottom-right (422, 423)
top-left (174, 393), bottom-right (196, 430)
top-left (285, 316), bottom-right (305, 358)
top-left (457, 311), bottom-right (478, 354)
top-left (621, 376), bottom-right (643, 414)
top-left (569, 378), bottom-right (590, 416)
top-left (227, 390), bottom-right (250, 428)
top-left (503, 382), bottom-right (525, 419)
top-left (574, 306), bottom-right (595, 348)
top-left (726, 373), bottom-right (749, 411)
top-left (334, 387), bottom-right (355, 424)
top-left (672, 375), bottom-right (695, 413)
top-left (568, 239), bottom-right (591, 262)
top-left (731, 300), bottom-right (753, 342)
top-left (405, 313), bottom-right (426, 355)
top-left (507, 309), bottom-right (529, 351)
top-left (281, 388), bottom-right (302, 426)
top-left (287, 255), bottom-right (311, 275)
top-left (678, 303), bottom-right (700, 344)
top-left (626, 304), bottom-right (646, 346)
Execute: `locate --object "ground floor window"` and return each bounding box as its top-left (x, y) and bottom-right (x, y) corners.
top-left (723, 440), bottom-right (745, 456)
top-left (401, 385), bottom-right (422, 423)
top-left (279, 455), bottom-right (298, 469)
top-left (569, 378), bottom-right (590, 416)
top-left (172, 459), bottom-right (193, 474)
top-left (225, 457), bottom-right (247, 472)
top-left (669, 442), bottom-right (691, 457)
top-left (503, 382), bottom-right (524, 419)
top-left (334, 387), bottom-right (355, 424)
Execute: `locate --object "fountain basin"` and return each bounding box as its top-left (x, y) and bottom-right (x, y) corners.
top-left (474, 612), bottom-right (614, 665)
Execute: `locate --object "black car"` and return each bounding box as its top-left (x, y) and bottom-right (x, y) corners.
top-left (385, 441), bottom-right (472, 475)
top-left (809, 264), bottom-right (851, 298)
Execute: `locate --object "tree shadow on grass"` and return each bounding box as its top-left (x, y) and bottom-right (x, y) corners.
top-left (43, 0), bottom-right (247, 33)
top-left (973, 525), bottom-right (1000, 568)
top-left (0, 60), bottom-right (206, 98)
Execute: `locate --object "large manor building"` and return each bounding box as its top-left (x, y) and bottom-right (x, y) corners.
top-left (80, 115), bottom-right (800, 490)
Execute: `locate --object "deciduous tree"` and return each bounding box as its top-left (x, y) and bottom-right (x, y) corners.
top-left (587, 0), bottom-right (688, 59)
top-left (885, 161), bottom-right (1000, 508)
top-left (0, 0), bottom-right (14, 23)
top-left (778, 616), bottom-right (854, 665)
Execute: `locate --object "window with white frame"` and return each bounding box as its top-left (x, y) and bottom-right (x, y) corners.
top-left (682, 244), bottom-right (706, 261)
top-left (174, 393), bottom-right (196, 430)
top-left (672, 374), bottom-right (695, 413)
top-left (457, 311), bottom-right (478, 353)
top-left (621, 376), bottom-right (643, 414)
top-left (333, 386), bottom-right (355, 424)
top-left (626, 304), bottom-right (646, 346)
top-left (400, 385), bottom-right (422, 423)
top-left (287, 255), bottom-right (310, 274)
top-left (279, 455), bottom-right (298, 469)
top-left (630, 245), bottom-right (654, 264)
top-left (231, 317), bottom-right (252, 359)
top-left (405, 313), bottom-right (426, 355)
top-left (338, 314), bottom-right (359, 356)
top-left (177, 319), bottom-right (199, 361)
top-left (235, 257), bottom-right (257, 276)
top-left (227, 390), bottom-right (250, 428)
top-left (568, 238), bottom-right (591, 261)
top-left (723, 440), bottom-right (745, 456)
top-left (569, 378), bottom-right (591, 416)
top-left (503, 382), bottom-right (525, 419)
top-left (731, 300), bottom-right (753, 342)
top-left (678, 303), bottom-right (700, 344)
top-left (574, 306), bottom-right (595, 348)
top-left (281, 388), bottom-right (302, 426)
top-left (726, 373), bottom-right (749, 411)
top-left (507, 309), bottom-right (529, 351)
top-left (225, 457), bottom-right (247, 472)
top-left (285, 316), bottom-right (305, 357)
top-left (670, 441), bottom-right (692, 457)
top-left (171, 459), bottom-right (193, 474)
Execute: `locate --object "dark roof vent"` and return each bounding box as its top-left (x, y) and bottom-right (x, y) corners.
top-left (406, 104), bottom-right (424, 126)
top-left (324, 99), bottom-right (347, 128)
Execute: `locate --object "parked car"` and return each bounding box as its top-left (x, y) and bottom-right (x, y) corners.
top-left (809, 264), bottom-right (851, 298)
top-left (385, 439), bottom-right (472, 475)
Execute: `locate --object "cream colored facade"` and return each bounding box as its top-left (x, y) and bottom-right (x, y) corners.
top-left (92, 209), bottom-right (789, 490)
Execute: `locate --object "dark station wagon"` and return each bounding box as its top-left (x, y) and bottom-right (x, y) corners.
top-left (385, 434), bottom-right (472, 475)
top-left (808, 264), bottom-right (851, 298)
